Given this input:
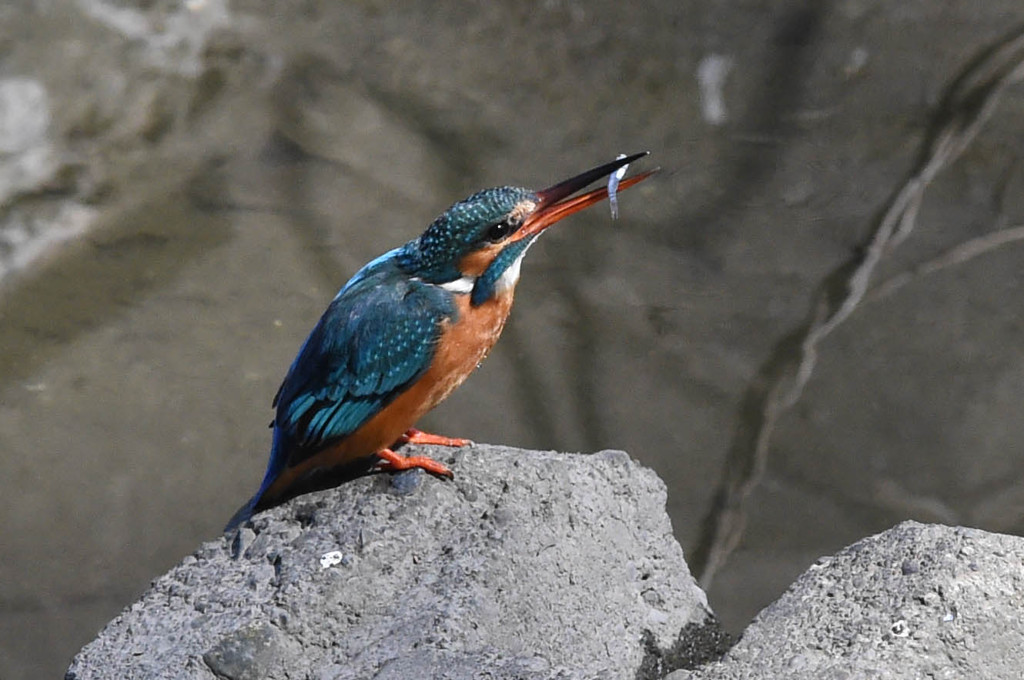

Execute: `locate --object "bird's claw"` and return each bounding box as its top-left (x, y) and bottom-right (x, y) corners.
top-left (397, 428), bottom-right (473, 448)
top-left (375, 448), bottom-right (455, 479)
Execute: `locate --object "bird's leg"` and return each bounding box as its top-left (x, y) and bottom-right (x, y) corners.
top-left (375, 448), bottom-right (454, 479)
top-left (395, 427), bottom-right (472, 448)
top-left (377, 428), bottom-right (467, 479)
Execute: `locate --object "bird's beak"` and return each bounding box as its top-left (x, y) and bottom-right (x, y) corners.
top-left (512, 151), bottom-right (657, 242)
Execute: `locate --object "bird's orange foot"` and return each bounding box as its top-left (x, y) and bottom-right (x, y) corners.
top-left (375, 448), bottom-right (455, 479)
top-left (396, 428), bottom-right (473, 448)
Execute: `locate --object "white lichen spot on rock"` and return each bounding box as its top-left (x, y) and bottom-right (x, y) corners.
top-left (0, 78), bottom-right (49, 154)
top-left (319, 550), bottom-right (344, 569)
top-left (697, 54), bottom-right (734, 126)
top-left (845, 47), bottom-right (870, 77)
top-left (889, 619), bottom-right (910, 638)
top-left (0, 78), bottom-right (59, 209)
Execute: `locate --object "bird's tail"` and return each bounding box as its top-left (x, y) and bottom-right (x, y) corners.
top-left (224, 493), bottom-right (260, 533)
top-left (224, 427), bottom-right (292, 533)
top-left (224, 459), bottom-right (283, 532)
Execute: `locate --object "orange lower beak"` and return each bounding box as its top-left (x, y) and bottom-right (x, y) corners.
top-left (513, 152), bottom-right (657, 241)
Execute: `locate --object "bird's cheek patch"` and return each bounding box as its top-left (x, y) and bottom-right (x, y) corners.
top-left (457, 244), bottom-right (503, 278)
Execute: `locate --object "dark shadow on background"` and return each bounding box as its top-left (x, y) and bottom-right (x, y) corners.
top-left (691, 18), bottom-right (1024, 583)
top-left (542, 3), bottom-right (831, 455)
top-left (680, 2), bottom-right (830, 577)
top-left (663, 3), bottom-right (830, 258)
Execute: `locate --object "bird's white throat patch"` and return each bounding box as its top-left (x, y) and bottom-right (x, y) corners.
top-left (438, 243), bottom-right (532, 296)
top-left (439, 275), bottom-right (475, 294)
top-left (495, 250), bottom-right (525, 292)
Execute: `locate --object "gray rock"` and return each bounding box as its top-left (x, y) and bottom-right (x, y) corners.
top-left (675, 521), bottom-right (1024, 680)
top-left (66, 446), bottom-right (716, 679)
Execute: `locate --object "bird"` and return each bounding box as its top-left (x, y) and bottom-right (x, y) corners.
top-left (225, 152), bottom-right (655, 531)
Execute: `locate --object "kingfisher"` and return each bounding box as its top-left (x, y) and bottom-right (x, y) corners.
top-left (225, 152), bottom-right (654, 530)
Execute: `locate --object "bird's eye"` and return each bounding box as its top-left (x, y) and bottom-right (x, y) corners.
top-left (485, 220), bottom-right (512, 242)
top-left (485, 215), bottom-right (523, 243)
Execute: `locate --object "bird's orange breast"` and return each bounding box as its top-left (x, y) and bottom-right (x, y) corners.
top-left (373, 285), bottom-right (518, 437)
top-left (260, 287), bottom-right (516, 503)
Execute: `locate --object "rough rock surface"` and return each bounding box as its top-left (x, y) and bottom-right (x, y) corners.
top-left (673, 521), bottom-right (1024, 680)
top-left (66, 446), bottom-right (717, 679)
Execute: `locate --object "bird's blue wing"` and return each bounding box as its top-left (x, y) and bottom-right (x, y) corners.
top-left (223, 256), bottom-right (456, 532)
top-left (266, 260), bottom-right (456, 477)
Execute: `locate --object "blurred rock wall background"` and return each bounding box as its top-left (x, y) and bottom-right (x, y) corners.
top-left (1, 1), bottom-right (1022, 677)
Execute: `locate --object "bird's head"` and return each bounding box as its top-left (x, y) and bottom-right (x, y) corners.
top-left (397, 152), bottom-right (655, 306)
